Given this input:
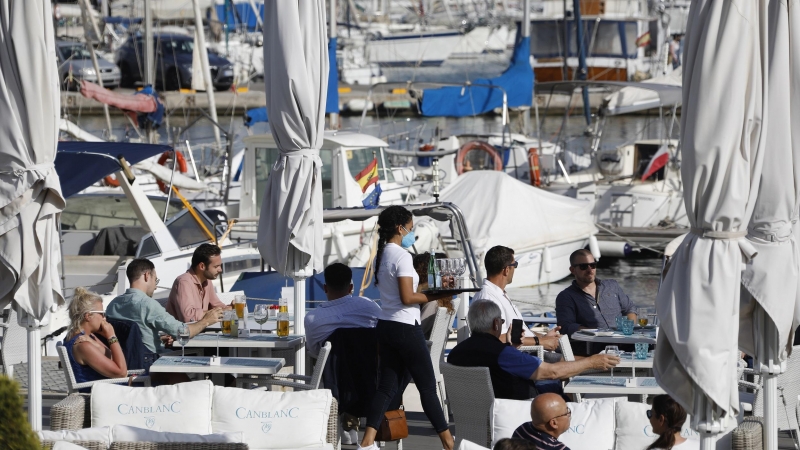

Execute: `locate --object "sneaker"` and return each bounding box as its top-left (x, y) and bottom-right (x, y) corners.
top-left (341, 429), bottom-right (353, 445)
top-left (356, 443), bottom-right (379, 450)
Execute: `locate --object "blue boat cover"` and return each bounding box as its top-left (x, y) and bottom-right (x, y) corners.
top-left (55, 142), bottom-right (172, 198)
top-left (419, 35), bottom-right (532, 117)
top-left (231, 268), bottom-right (380, 310)
top-left (215, 2), bottom-right (263, 32)
top-left (245, 37), bottom-right (339, 126)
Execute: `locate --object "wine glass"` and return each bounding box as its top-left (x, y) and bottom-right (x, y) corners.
top-left (605, 345), bottom-right (619, 380)
top-left (254, 304), bottom-right (269, 335)
top-left (454, 258), bottom-right (467, 288)
top-left (177, 324), bottom-right (190, 361)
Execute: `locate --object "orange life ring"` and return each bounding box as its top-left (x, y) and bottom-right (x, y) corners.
top-left (156, 151), bottom-right (188, 193)
top-left (528, 147), bottom-right (542, 187)
top-left (103, 174), bottom-right (120, 187)
top-left (456, 141), bottom-right (504, 175)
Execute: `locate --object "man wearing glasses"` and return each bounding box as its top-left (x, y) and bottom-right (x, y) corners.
top-left (473, 246), bottom-right (561, 352)
top-left (555, 249), bottom-right (637, 355)
top-left (512, 393), bottom-right (573, 449)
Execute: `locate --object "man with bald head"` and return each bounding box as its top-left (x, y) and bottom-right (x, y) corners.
top-left (512, 393), bottom-right (572, 450)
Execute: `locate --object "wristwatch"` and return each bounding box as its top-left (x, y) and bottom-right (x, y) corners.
top-left (108, 336), bottom-right (119, 346)
top-left (534, 335), bottom-right (540, 346)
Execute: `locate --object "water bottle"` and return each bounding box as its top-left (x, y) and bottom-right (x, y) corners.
top-left (427, 251), bottom-right (436, 290)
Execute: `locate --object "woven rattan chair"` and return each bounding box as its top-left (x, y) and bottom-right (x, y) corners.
top-left (40, 441), bottom-right (107, 450)
top-left (428, 306), bottom-right (452, 418)
top-left (57, 344), bottom-right (150, 393)
top-left (441, 362), bottom-right (495, 448)
top-left (236, 342), bottom-right (331, 390)
top-left (49, 393), bottom-right (339, 448)
top-left (732, 416), bottom-right (763, 450)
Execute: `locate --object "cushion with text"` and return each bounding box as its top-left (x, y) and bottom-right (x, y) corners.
top-left (211, 386), bottom-right (332, 450)
top-left (91, 380), bottom-right (213, 434)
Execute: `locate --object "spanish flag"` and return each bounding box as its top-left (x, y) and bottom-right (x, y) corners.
top-left (355, 158), bottom-right (379, 193)
top-left (635, 31), bottom-right (651, 48)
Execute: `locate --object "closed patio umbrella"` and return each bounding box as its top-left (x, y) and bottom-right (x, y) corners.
top-left (0, 0), bottom-right (64, 430)
top-left (257, 0), bottom-right (328, 373)
top-left (654, 0), bottom-right (766, 447)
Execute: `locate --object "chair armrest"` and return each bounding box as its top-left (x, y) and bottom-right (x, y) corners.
top-left (518, 345), bottom-right (545, 360)
top-left (738, 380), bottom-right (762, 392)
top-left (50, 394), bottom-right (90, 430)
top-left (253, 379), bottom-right (313, 391)
top-left (731, 417), bottom-right (763, 450)
top-left (127, 369), bottom-right (146, 376)
top-left (41, 440), bottom-right (106, 450)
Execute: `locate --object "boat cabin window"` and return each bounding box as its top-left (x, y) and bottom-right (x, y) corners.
top-left (224, 258), bottom-right (261, 273)
top-left (255, 147), bottom-right (335, 212)
top-left (137, 235), bottom-right (161, 259)
top-left (61, 196), bottom-right (182, 231)
top-left (345, 147), bottom-right (395, 183)
top-left (531, 21), bottom-right (568, 58)
top-left (531, 20), bottom-right (638, 59)
top-left (166, 209), bottom-right (220, 248)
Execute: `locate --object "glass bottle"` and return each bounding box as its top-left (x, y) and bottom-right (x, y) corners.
top-left (277, 297), bottom-right (290, 337)
top-left (427, 251), bottom-right (437, 290)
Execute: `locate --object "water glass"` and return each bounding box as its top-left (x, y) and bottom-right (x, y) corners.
top-left (635, 342), bottom-right (649, 360)
top-left (621, 319), bottom-right (635, 336)
top-left (605, 345), bottom-right (619, 379)
top-left (615, 316), bottom-right (624, 330)
top-left (177, 324), bottom-right (190, 361)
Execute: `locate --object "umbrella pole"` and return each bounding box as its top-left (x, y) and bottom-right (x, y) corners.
top-left (293, 273), bottom-right (307, 375)
top-left (764, 373), bottom-right (778, 450)
top-left (27, 326), bottom-right (42, 430)
top-left (700, 432), bottom-right (717, 450)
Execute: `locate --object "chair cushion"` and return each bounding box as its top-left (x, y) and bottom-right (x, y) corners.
top-left (91, 380), bottom-right (214, 434)
top-left (458, 439), bottom-right (492, 450)
top-left (52, 442), bottom-right (92, 450)
top-left (210, 386), bottom-right (333, 450)
top-left (111, 424), bottom-right (243, 443)
top-left (38, 427), bottom-right (111, 446)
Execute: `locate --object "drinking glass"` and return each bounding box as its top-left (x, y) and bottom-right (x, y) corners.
top-left (177, 324), bottom-right (190, 361)
top-left (605, 345), bottom-right (619, 379)
top-left (638, 317), bottom-right (649, 327)
top-left (222, 311), bottom-right (234, 336)
top-left (234, 295), bottom-right (246, 320)
top-left (253, 304), bottom-right (269, 335)
top-left (443, 259), bottom-right (454, 289)
top-left (621, 319), bottom-right (635, 336)
top-left (454, 258), bottom-right (467, 288)
top-left (635, 342), bottom-right (649, 360)
top-left (615, 316), bottom-right (624, 330)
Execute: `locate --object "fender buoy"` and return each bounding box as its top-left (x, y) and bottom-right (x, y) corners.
top-left (528, 147), bottom-right (541, 187)
top-left (456, 141), bottom-right (503, 175)
top-left (156, 151), bottom-right (188, 194)
top-left (103, 174), bottom-right (120, 187)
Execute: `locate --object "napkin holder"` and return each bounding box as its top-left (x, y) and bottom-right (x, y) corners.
top-left (209, 355), bottom-right (221, 366)
top-left (238, 328), bottom-right (251, 338)
top-left (625, 377), bottom-right (636, 388)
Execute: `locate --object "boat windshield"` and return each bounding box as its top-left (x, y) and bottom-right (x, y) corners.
top-left (61, 196), bottom-right (182, 231)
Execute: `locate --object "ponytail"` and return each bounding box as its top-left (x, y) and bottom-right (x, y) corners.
top-left (646, 395), bottom-right (687, 450)
top-left (374, 206), bottom-right (413, 285)
top-left (68, 287), bottom-right (102, 338)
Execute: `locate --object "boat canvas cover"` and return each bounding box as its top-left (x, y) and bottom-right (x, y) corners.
top-left (419, 35), bottom-right (532, 117)
top-left (438, 171), bottom-right (596, 253)
top-left (604, 69), bottom-right (682, 115)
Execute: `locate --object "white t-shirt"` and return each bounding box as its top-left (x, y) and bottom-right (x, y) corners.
top-left (472, 279), bottom-right (534, 337)
top-left (653, 439), bottom-right (700, 450)
top-left (376, 243), bottom-right (420, 325)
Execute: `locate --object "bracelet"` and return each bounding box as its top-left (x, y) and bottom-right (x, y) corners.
top-left (108, 336), bottom-right (119, 345)
top-left (534, 335), bottom-right (540, 346)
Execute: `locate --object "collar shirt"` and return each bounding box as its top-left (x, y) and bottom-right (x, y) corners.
top-left (107, 288), bottom-right (184, 353)
top-left (166, 271), bottom-right (227, 322)
top-left (555, 278), bottom-right (635, 336)
top-left (473, 279), bottom-right (534, 337)
top-left (304, 294), bottom-right (382, 357)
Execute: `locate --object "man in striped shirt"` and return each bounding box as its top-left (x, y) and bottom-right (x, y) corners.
top-left (512, 393), bottom-right (572, 450)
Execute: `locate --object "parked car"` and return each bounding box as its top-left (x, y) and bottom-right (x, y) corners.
top-left (115, 33), bottom-right (234, 91)
top-left (57, 40), bottom-right (121, 90)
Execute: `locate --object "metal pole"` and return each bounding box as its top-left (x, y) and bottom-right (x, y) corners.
top-left (192, 0), bottom-right (222, 149)
top-left (572, 0), bottom-right (591, 125)
top-left (27, 326), bottom-right (42, 430)
top-left (764, 374), bottom-right (778, 450)
top-left (144, 0), bottom-right (155, 143)
top-left (562, 0), bottom-right (569, 81)
top-left (292, 246), bottom-right (307, 375)
top-left (80, 0), bottom-right (113, 139)
top-left (329, 0), bottom-right (339, 129)
top-left (521, 0), bottom-right (531, 136)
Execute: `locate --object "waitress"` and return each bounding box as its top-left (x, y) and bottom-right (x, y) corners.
top-left (358, 205), bottom-right (454, 450)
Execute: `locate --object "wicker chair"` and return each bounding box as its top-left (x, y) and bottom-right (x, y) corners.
top-left (40, 441), bottom-right (107, 450)
top-left (56, 344), bottom-right (150, 393)
top-left (49, 392), bottom-right (339, 449)
top-left (236, 342), bottom-right (331, 390)
top-left (428, 306), bottom-right (453, 418)
top-left (440, 362), bottom-right (495, 449)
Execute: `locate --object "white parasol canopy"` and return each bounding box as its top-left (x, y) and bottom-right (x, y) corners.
top-left (0, 0), bottom-right (64, 430)
top-left (654, 0), bottom-right (766, 440)
top-left (257, 0), bottom-right (328, 374)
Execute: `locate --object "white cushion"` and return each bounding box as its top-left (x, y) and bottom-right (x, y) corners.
top-left (91, 380), bottom-right (214, 434)
top-left (52, 442), bottom-right (91, 450)
top-left (458, 439), bottom-right (491, 450)
top-left (210, 386), bottom-right (332, 450)
top-left (491, 397), bottom-right (618, 450)
top-left (38, 427), bottom-right (111, 446)
top-left (112, 425), bottom-right (243, 443)
top-left (614, 401), bottom-right (738, 450)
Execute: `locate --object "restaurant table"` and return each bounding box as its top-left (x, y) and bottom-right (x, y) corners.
top-left (205, 315), bottom-right (296, 333)
top-left (148, 356), bottom-right (284, 375)
top-left (605, 351), bottom-right (654, 377)
top-left (174, 333), bottom-right (305, 358)
top-left (564, 376), bottom-right (665, 401)
top-left (571, 328), bottom-right (657, 354)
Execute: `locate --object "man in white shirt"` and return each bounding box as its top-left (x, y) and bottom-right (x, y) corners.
top-left (304, 263), bottom-right (382, 357)
top-left (473, 245), bottom-right (560, 352)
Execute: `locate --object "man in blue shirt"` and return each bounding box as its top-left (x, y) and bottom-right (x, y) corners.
top-left (448, 300), bottom-right (618, 400)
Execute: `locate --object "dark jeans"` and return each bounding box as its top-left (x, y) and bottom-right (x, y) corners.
top-left (366, 320), bottom-right (449, 433)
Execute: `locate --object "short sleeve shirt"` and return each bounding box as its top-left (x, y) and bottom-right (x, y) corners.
top-left (472, 279), bottom-right (535, 337)
top-left (376, 243), bottom-right (420, 325)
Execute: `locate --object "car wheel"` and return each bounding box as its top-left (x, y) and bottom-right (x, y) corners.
top-left (119, 62), bottom-right (134, 88)
top-left (165, 69), bottom-right (182, 91)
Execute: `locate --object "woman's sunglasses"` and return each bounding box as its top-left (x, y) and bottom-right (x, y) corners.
top-left (89, 310), bottom-right (106, 317)
top-left (572, 262), bottom-right (597, 271)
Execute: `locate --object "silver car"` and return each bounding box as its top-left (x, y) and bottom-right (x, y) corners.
top-left (57, 40), bottom-right (121, 90)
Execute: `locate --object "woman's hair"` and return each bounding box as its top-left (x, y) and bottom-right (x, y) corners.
top-left (647, 395), bottom-right (687, 450)
top-left (374, 205), bottom-right (413, 285)
top-left (493, 438), bottom-right (538, 450)
top-left (68, 287), bottom-right (102, 337)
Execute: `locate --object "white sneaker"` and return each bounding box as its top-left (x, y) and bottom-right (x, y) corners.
top-left (341, 429), bottom-right (354, 445)
top-left (356, 443), bottom-right (379, 450)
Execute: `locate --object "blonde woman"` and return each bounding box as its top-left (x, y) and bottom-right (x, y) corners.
top-left (64, 287), bottom-right (127, 390)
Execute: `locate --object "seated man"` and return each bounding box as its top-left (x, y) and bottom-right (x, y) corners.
top-left (107, 258), bottom-right (222, 355)
top-left (473, 246), bottom-right (561, 353)
top-left (512, 393), bottom-right (573, 450)
top-left (304, 263), bottom-right (382, 358)
top-left (166, 244), bottom-right (230, 323)
top-left (555, 249), bottom-right (636, 354)
top-left (448, 300), bottom-right (618, 400)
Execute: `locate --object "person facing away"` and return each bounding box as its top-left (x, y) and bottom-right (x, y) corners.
top-left (493, 438), bottom-right (540, 450)
top-left (358, 205), bottom-right (455, 450)
top-left (107, 258), bottom-right (222, 355)
top-left (512, 393), bottom-right (573, 450)
top-left (304, 262), bottom-right (382, 358)
top-left (473, 245), bottom-right (561, 352)
top-left (64, 287), bottom-right (128, 391)
top-left (166, 243), bottom-right (231, 322)
top-left (648, 395), bottom-right (698, 450)
top-left (555, 249), bottom-right (636, 354)
top-left (447, 300), bottom-right (619, 400)
top-left (414, 252), bottom-right (456, 340)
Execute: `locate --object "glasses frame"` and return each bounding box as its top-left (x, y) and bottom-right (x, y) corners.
top-left (540, 407), bottom-right (571, 425)
top-left (646, 410), bottom-right (654, 419)
top-left (88, 310), bottom-right (106, 317)
top-left (507, 261), bottom-right (519, 269)
top-left (572, 262), bottom-right (597, 271)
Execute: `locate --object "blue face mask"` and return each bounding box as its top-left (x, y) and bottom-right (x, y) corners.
top-left (400, 226), bottom-right (416, 249)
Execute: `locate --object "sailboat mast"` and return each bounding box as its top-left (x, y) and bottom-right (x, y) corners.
top-left (572, 0), bottom-right (591, 125)
top-left (144, 0), bottom-right (155, 142)
top-left (192, 0), bottom-right (222, 149)
top-left (329, 0), bottom-right (339, 129)
top-left (521, 0), bottom-right (530, 136)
